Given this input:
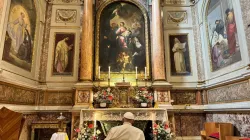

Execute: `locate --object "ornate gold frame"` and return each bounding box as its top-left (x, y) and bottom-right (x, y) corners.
top-left (95, 0), bottom-right (150, 81)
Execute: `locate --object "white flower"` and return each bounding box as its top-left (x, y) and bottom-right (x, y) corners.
top-left (107, 87), bottom-right (111, 92)
top-left (166, 128), bottom-right (171, 133)
top-left (96, 129), bottom-right (101, 134)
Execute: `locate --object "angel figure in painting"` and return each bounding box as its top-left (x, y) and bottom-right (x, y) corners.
top-left (54, 37), bottom-right (73, 73)
top-left (172, 38), bottom-right (187, 73)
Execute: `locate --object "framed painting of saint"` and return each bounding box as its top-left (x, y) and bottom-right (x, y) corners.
top-left (2, 0), bottom-right (37, 71)
top-left (206, 0), bottom-right (241, 71)
top-left (52, 33), bottom-right (75, 75)
top-left (169, 34), bottom-right (191, 76)
top-left (95, 1), bottom-right (150, 81)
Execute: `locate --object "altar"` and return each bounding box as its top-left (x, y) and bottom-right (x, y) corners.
top-left (77, 108), bottom-right (169, 139)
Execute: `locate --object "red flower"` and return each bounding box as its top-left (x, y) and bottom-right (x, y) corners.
top-left (88, 124), bottom-right (94, 128)
top-left (164, 124), bottom-right (169, 129)
top-left (74, 128), bottom-right (80, 132)
top-left (140, 88), bottom-right (146, 91)
top-left (108, 96), bottom-right (113, 100)
top-left (148, 96), bottom-right (153, 100)
top-left (103, 91), bottom-right (107, 96)
top-left (153, 123), bottom-right (158, 128)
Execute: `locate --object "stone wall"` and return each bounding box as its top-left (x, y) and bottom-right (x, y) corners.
top-left (207, 81), bottom-right (250, 104)
top-left (174, 113), bottom-right (206, 136)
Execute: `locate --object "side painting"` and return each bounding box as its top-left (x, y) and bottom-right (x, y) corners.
top-left (207, 0), bottom-right (241, 71)
top-left (2, 0), bottom-right (37, 71)
top-left (169, 34), bottom-right (191, 76)
top-left (53, 33), bottom-right (75, 75)
top-left (99, 2), bottom-right (147, 74)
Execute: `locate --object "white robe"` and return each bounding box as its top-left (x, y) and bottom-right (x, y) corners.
top-left (105, 122), bottom-right (145, 140)
top-left (50, 132), bottom-right (69, 140)
top-left (172, 42), bottom-right (186, 73)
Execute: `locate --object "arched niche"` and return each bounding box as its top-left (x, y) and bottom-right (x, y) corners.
top-left (95, 0), bottom-right (150, 82)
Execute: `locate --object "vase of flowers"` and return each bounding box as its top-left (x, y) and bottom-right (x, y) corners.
top-left (153, 122), bottom-right (174, 140)
top-left (134, 87), bottom-right (153, 108)
top-left (100, 102), bottom-right (107, 108)
top-left (74, 123), bottom-right (101, 140)
top-left (93, 87), bottom-right (113, 108)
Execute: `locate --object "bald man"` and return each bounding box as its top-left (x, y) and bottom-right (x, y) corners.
top-left (105, 112), bottom-right (145, 140)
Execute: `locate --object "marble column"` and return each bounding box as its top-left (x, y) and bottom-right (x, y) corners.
top-left (151, 0), bottom-right (166, 81)
top-left (80, 0), bottom-right (93, 81)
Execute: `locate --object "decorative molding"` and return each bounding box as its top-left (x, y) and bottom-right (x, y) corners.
top-left (46, 91), bottom-right (73, 105)
top-left (0, 84), bottom-right (36, 105)
top-left (75, 90), bottom-right (90, 104)
top-left (52, 0), bottom-right (81, 4)
top-left (207, 81), bottom-right (250, 104)
top-left (191, 5), bottom-right (205, 81)
top-left (56, 9), bottom-right (77, 23)
top-left (163, 0), bottom-right (187, 5)
top-left (96, 0), bottom-right (148, 11)
top-left (167, 11), bottom-right (187, 24)
top-left (39, 5), bottom-right (53, 82)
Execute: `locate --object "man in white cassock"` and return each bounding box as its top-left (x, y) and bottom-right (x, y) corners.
top-left (105, 112), bottom-right (145, 140)
top-left (50, 128), bottom-right (69, 140)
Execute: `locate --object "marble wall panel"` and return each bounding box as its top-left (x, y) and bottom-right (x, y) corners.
top-left (171, 91), bottom-right (196, 105)
top-left (0, 0), bottom-right (4, 24)
top-left (46, 91), bottom-right (73, 105)
top-left (207, 81), bottom-right (250, 104)
top-left (0, 84), bottom-right (36, 105)
top-left (191, 5), bottom-right (205, 81)
top-left (240, 0), bottom-right (250, 61)
top-left (174, 113), bottom-right (206, 136)
top-left (207, 113), bottom-right (250, 137)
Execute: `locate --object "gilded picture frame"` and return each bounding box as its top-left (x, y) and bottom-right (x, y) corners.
top-left (95, 0), bottom-right (150, 82)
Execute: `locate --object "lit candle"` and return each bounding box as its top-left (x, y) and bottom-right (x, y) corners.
top-left (154, 91), bottom-right (157, 102)
top-left (98, 66), bottom-right (100, 79)
top-left (135, 66), bottom-right (138, 79)
top-left (144, 67), bottom-right (147, 80)
top-left (108, 66), bottom-right (111, 79)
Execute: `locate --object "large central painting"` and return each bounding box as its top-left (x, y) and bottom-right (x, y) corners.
top-left (96, 1), bottom-right (150, 81)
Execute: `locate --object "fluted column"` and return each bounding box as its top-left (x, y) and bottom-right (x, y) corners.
top-left (152, 0), bottom-right (166, 81)
top-left (80, 0), bottom-right (93, 81)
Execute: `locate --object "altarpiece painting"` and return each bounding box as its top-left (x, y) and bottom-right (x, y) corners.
top-left (95, 1), bottom-right (150, 80)
top-left (2, 0), bottom-right (37, 71)
top-left (206, 0), bottom-right (241, 71)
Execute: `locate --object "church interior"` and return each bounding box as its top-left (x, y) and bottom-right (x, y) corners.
top-left (0, 0), bottom-right (250, 139)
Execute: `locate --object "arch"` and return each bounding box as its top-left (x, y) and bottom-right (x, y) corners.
top-left (95, 0), bottom-right (150, 80)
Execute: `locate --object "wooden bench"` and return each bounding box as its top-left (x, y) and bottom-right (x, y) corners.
top-left (201, 122), bottom-right (234, 140)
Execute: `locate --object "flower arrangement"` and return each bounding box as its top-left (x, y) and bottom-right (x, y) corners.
top-left (93, 87), bottom-right (113, 104)
top-left (134, 87), bottom-right (153, 103)
top-left (74, 123), bottom-right (101, 140)
top-left (153, 122), bottom-right (174, 140)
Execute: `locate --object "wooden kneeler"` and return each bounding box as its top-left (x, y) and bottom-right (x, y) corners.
top-left (0, 107), bottom-right (24, 140)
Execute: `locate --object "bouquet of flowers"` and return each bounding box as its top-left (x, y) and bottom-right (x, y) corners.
top-left (153, 122), bottom-right (174, 140)
top-left (135, 87), bottom-right (153, 103)
top-left (74, 123), bottom-right (101, 140)
top-left (93, 87), bottom-right (113, 104)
